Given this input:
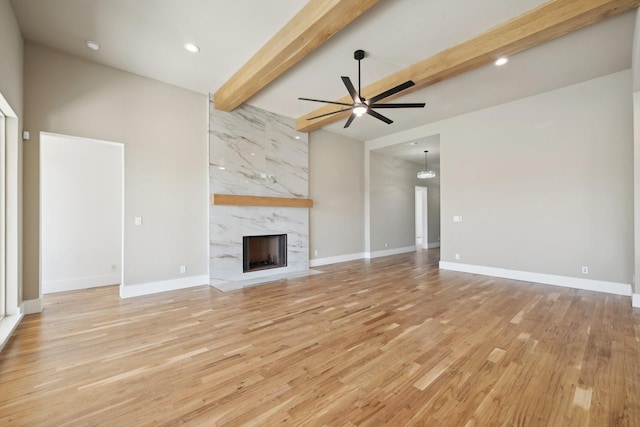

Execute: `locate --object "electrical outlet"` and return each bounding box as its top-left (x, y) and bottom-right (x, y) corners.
top-left (314, 250), bottom-right (318, 256)
top-left (180, 265), bottom-right (186, 274)
top-left (385, 242), bottom-right (388, 248)
top-left (581, 266), bottom-right (588, 274)
top-left (455, 253), bottom-right (460, 260)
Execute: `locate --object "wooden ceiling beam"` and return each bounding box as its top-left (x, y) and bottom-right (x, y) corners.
top-left (213, 0), bottom-right (381, 112)
top-left (296, 0), bottom-right (640, 133)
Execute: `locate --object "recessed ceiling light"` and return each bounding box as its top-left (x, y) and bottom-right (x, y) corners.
top-left (494, 57), bottom-right (508, 66)
top-left (218, 166), bottom-right (225, 170)
top-left (86, 40), bottom-right (100, 51)
top-left (407, 141), bottom-right (418, 146)
top-left (184, 43), bottom-right (200, 53)
top-left (295, 136), bottom-right (300, 140)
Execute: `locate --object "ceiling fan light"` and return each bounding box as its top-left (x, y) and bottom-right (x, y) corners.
top-left (353, 105), bottom-right (367, 116)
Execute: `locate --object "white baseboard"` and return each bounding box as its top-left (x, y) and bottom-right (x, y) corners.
top-left (23, 298), bottom-right (43, 314)
top-left (43, 274), bottom-right (120, 294)
top-left (366, 246), bottom-right (416, 259)
top-left (311, 246), bottom-right (438, 267)
top-left (439, 261), bottom-right (632, 296)
top-left (120, 275), bottom-right (209, 298)
top-left (633, 294), bottom-right (640, 308)
top-left (0, 313), bottom-right (24, 352)
top-left (310, 252), bottom-right (366, 267)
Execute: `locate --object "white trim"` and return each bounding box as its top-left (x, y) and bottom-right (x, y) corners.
top-left (633, 294), bottom-right (640, 308)
top-left (310, 252), bottom-right (366, 267)
top-left (0, 314), bottom-right (23, 352)
top-left (1, 93), bottom-right (20, 318)
top-left (23, 298), bottom-right (43, 314)
top-left (119, 275), bottom-right (209, 298)
top-left (427, 242), bottom-right (441, 249)
top-left (439, 261), bottom-right (632, 296)
top-left (40, 131), bottom-right (123, 148)
top-left (366, 245), bottom-right (416, 259)
top-left (43, 274), bottom-right (120, 294)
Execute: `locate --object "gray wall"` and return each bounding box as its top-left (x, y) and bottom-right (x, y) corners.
top-left (22, 43), bottom-right (209, 299)
top-left (368, 70), bottom-right (633, 288)
top-left (0, 0), bottom-right (23, 118)
top-left (369, 152), bottom-right (418, 252)
top-left (309, 130), bottom-right (364, 260)
top-left (367, 150), bottom-right (441, 252)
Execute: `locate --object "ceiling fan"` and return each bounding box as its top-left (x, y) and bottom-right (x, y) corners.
top-left (299, 49), bottom-right (425, 128)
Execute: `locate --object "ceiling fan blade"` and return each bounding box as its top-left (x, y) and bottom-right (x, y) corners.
top-left (341, 76), bottom-right (360, 102)
top-left (367, 109), bottom-right (393, 124)
top-left (368, 80), bottom-right (415, 104)
top-left (370, 102), bottom-right (426, 109)
top-left (344, 112), bottom-right (356, 128)
top-left (299, 97), bottom-right (353, 107)
top-left (306, 108), bottom-right (351, 121)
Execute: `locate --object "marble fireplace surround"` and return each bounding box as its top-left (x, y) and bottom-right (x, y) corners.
top-left (209, 103), bottom-right (311, 292)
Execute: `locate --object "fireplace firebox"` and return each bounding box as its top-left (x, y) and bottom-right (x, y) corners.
top-left (243, 234), bottom-right (287, 273)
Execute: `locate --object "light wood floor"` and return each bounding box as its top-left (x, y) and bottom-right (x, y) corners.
top-left (1, 249), bottom-right (639, 426)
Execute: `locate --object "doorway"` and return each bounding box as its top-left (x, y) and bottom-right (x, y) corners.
top-left (415, 186), bottom-right (428, 249)
top-left (40, 133), bottom-right (124, 293)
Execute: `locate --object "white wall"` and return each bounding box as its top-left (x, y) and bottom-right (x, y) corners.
top-left (309, 130), bottom-right (365, 263)
top-left (23, 43), bottom-right (209, 300)
top-left (41, 133), bottom-right (122, 293)
top-left (368, 70), bottom-right (634, 291)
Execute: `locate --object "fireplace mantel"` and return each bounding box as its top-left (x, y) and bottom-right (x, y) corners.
top-left (211, 194), bottom-right (313, 208)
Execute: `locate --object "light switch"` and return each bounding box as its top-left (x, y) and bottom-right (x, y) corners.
top-left (453, 215), bottom-right (463, 223)
top-left (134, 216), bottom-right (143, 226)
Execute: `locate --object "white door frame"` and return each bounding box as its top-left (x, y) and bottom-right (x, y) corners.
top-left (0, 91), bottom-right (22, 350)
top-left (39, 132), bottom-right (124, 294)
top-left (415, 186), bottom-right (428, 249)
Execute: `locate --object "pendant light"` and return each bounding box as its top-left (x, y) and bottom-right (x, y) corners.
top-left (417, 150), bottom-right (436, 179)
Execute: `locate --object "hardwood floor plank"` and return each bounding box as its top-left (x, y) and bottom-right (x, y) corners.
top-left (1, 249), bottom-right (639, 425)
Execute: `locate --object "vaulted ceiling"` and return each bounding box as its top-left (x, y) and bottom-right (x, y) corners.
top-left (10, 0), bottom-right (639, 144)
